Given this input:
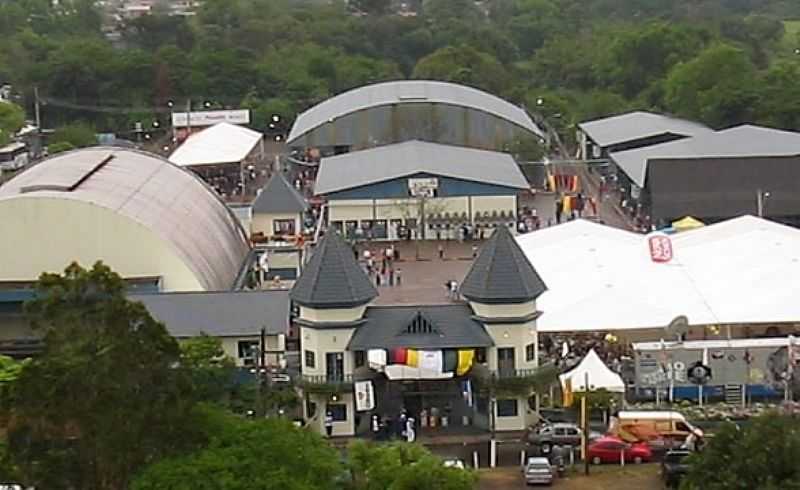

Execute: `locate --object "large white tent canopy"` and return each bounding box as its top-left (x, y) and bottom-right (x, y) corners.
top-left (169, 122), bottom-right (263, 167)
top-left (559, 349), bottom-right (625, 393)
top-left (516, 216), bottom-right (800, 333)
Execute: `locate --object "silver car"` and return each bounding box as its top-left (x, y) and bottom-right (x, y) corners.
top-left (524, 457), bottom-right (554, 486)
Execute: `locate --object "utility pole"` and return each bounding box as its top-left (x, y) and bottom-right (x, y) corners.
top-left (582, 371), bottom-right (590, 476)
top-left (185, 98), bottom-right (192, 137)
top-left (33, 86), bottom-right (41, 131)
top-left (490, 374), bottom-right (497, 469)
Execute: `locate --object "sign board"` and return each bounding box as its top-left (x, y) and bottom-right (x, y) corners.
top-left (408, 177), bottom-right (438, 198)
top-left (172, 109), bottom-right (251, 127)
top-left (648, 235), bottom-right (673, 263)
top-left (354, 380), bottom-right (375, 412)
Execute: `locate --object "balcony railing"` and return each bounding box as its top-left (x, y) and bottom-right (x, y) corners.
top-left (493, 368), bottom-right (541, 379)
top-left (301, 374), bottom-right (354, 385)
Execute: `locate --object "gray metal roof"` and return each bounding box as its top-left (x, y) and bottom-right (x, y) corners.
top-left (347, 304), bottom-right (494, 350)
top-left (131, 290), bottom-right (289, 337)
top-left (578, 111), bottom-right (711, 148)
top-left (251, 173), bottom-right (308, 214)
top-left (610, 125), bottom-right (800, 187)
top-left (289, 231), bottom-right (377, 308)
top-left (315, 140), bottom-right (529, 195)
top-left (0, 147), bottom-right (250, 291)
top-left (461, 226), bottom-right (547, 304)
top-left (287, 80), bottom-right (544, 143)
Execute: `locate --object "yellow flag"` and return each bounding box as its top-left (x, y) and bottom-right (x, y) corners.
top-left (407, 349), bottom-right (419, 367)
top-left (563, 378), bottom-right (574, 407)
top-left (456, 350), bottom-right (475, 375)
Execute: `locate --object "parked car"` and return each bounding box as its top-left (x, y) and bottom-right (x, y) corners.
top-left (527, 422), bottom-right (602, 452)
top-left (523, 457), bottom-right (554, 486)
top-left (443, 458), bottom-right (466, 470)
top-left (587, 436), bottom-right (652, 465)
top-left (661, 449), bottom-right (692, 488)
top-left (608, 411), bottom-right (702, 447)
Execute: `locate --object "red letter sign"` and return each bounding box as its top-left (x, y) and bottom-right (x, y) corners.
top-left (649, 235), bottom-right (673, 263)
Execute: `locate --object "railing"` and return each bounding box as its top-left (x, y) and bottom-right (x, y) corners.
top-left (493, 368), bottom-right (548, 379)
top-left (301, 374), bottom-right (354, 385)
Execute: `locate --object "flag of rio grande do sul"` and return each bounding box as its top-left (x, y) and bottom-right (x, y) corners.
top-left (648, 235), bottom-right (673, 263)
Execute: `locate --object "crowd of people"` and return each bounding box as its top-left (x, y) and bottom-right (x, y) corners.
top-left (540, 333), bottom-right (632, 375)
top-left (360, 245), bottom-right (402, 287)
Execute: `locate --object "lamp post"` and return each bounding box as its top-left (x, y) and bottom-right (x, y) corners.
top-left (756, 189), bottom-right (771, 217)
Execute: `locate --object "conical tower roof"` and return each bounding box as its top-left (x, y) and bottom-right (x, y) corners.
top-left (460, 226), bottom-right (547, 304)
top-left (290, 231), bottom-right (377, 308)
top-left (252, 172), bottom-right (308, 214)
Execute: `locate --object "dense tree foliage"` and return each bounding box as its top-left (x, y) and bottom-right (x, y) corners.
top-left (7, 262), bottom-right (199, 490)
top-left (681, 413), bottom-right (800, 489)
top-left (1, 0), bottom-right (800, 138)
top-left (0, 102), bottom-right (25, 145)
top-left (132, 411), bottom-right (343, 490)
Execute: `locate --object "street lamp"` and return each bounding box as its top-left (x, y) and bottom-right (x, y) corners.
top-left (203, 100), bottom-right (212, 109)
top-left (272, 114), bottom-right (280, 123)
top-left (757, 189), bottom-right (771, 217)
top-left (536, 97), bottom-right (544, 107)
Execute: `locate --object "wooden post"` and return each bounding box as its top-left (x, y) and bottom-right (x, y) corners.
top-left (583, 372), bottom-right (590, 476)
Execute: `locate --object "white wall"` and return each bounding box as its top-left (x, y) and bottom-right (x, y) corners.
top-left (306, 392), bottom-right (356, 437)
top-left (300, 326), bottom-right (357, 377)
top-left (251, 211), bottom-right (302, 237)
top-left (299, 305), bottom-right (367, 323)
top-left (0, 197), bottom-right (204, 291)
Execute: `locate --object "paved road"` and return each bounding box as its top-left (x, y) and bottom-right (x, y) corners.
top-left (478, 464), bottom-right (661, 490)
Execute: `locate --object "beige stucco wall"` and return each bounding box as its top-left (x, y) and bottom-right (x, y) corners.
top-left (485, 323), bottom-right (539, 372)
top-left (250, 212), bottom-right (302, 237)
top-left (494, 396), bottom-right (529, 431)
top-left (306, 392), bottom-right (356, 437)
top-left (472, 195), bottom-right (517, 215)
top-left (300, 326), bottom-right (357, 377)
top-left (299, 305), bottom-right (368, 324)
top-left (0, 197), bottom-right (204, 291)
top-left (471, 301), bottom-right (537, 319)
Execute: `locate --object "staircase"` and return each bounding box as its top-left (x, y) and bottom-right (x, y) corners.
top-left (724, 384), bottom-right (744, 405)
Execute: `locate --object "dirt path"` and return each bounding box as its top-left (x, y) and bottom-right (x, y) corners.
top-left (479, 464), bottom-right (662, 489)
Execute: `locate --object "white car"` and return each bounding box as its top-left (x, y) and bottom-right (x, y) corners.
top-left (524, 457), bottom-right (554, 486)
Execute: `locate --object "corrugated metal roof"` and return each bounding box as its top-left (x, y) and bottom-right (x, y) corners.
top-left (578, 111), bottom-right (711, 148)
top-left (132, 290), bottom-right (289, 337)
top-left (347, 304), bottom-right (494, 349)
top-left (461, 225), bottom-right (546, 304)
top-left (169, 122), bottom-right (263, 167)
top-left (252, 173), bottom-right (308, 214)
top-left (0, 147), bottom-right (250, 291)
top-left (315, 140), bottom-right (529, 195)
top-left (287, 80), bottom-right (544, 143)
top-left (610, 125), bottom-right (800, 187)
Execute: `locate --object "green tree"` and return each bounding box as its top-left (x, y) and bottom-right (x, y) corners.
top-left (348, 441), bottom-right (478, 490)
top-left (50, 122), bottom-right (96, 148)
top-left (664, 43), bottom-right (759, 127)
top-left (0, 102), bottom-right (25, 146)
top-left (132, 412), bottom-right (342, 490)
top-left (8, 262), bottom-right (198, 490)
top-left (681, 413), bottom-right (800, 490)
top-left (179, 335), bottom-right (237, 404)
top-left (756, 61), bottom-right (800, 131)
top-left (412, 44), bottom-right (509, 94)
top-left (349, 0), bottom-right (392, 15)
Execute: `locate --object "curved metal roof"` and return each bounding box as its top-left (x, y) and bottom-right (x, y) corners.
top-left (287, 80), bottom-right (544, 143)
top-left (0, 147), bottom-right (250, 291)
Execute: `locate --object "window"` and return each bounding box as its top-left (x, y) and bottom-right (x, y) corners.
top-left (554, 427), bottom-right (567, 436)
top-left (496, 399), bottom-right (518, 417)
top-left (326, 352), bottom-right (344, 381)
top-left (238, 340), bottom-right (259, 364)
top-left (331, 221), bottom-right (343, 233)
top-left (354, 350), bottom-right (366, 368)
top-left (404, 312), bottom-right (437, 335)
top-left (526, 343), bottom-right (536, 362)
top-left (475, 348), bottom-right (487, 364)
top-left (327, 403), bottom-right (347, 422)
top-left (566, 428), bottom-right (579, 436)
top-left (305, 350), bottom-right (316, 368)
top-left (373, 220), bottom-right (387, 239)
top-left (675, 422), bottom-right (691, 433)
top-left (273, 219), bottom-right (296, 235)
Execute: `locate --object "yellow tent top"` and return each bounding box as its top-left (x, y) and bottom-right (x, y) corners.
top-left (672, 216), bottom-right (705, 231)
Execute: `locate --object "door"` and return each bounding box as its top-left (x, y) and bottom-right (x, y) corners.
top-left (498, 348), bottom-right (516, 377)
top-left (326, 352), bottom-right (344, 382)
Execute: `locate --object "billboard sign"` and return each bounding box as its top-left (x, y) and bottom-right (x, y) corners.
top-left (408, 177), bottom-right (438, 198)
top-left (648, 235), bottom-right (673, 263)
top-left (172, 109), bottom-right (251, 127)
top-left (354, 380), bottom-right (375, 412)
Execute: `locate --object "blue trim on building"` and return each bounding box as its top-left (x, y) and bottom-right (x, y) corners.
top-left (325, 172), bottom-right (522, 200)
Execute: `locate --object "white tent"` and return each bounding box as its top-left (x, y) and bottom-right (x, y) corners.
top-left (559, 349), bottom-right (625, 393)
top-left (169, 122), bottom-right (263, 167)
top-left (516, 216), bottom-right (800, 332)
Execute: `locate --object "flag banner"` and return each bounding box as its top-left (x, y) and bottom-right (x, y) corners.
top-left (407, 349), bottom-right (420, 367)
top-left (354, 380), bottom-right (375, 412)
top-left (457, 350), bottom-right (475, 375)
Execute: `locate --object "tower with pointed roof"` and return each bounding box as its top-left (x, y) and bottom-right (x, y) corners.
top-left (290, 231), bottom-right (377, 437)
top-left (250, 172), bottom-right (308, 239)
top-left (461, 225), bottom-right (547, 431)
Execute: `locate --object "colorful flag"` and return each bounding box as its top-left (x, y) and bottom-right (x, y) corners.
top-left (419, 350), bottom-right (443, 372)
top-left (457, 350), bottom-right (475, 375)
top-left (407, 349), bottom-right (419, 367)
top-left (391, 348), bottom-right (408, 365)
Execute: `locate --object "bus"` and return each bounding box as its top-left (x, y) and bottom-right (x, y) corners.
top-left (0, 142), bottom-right (29, 171)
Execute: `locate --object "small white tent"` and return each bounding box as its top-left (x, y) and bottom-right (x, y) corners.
top-left (559, 349), bottom-right (625, 393)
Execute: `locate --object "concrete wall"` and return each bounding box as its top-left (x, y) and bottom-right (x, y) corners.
top-left (251, 212), bottom-right (302, 237)
top-left (299, 305), bottom-right (367, 324)
top-left (493, 396), bottom-right (531, 431)
top-left (306, 392), bottom-right (356, 437)
top-left (0, 197), bottom-right (204, 291)
top-left (299, 326), bottom-right (357, 378)
top-left (471, 301), bottom-right (537, 319)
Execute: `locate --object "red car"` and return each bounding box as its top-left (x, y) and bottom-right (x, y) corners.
top-left (587, 436), bottom-right (652, 465)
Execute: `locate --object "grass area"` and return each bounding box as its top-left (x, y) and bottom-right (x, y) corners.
top-left (479, 463), bottom-right (662, 490)
top-left (780, 19), bottom-right (800, 52)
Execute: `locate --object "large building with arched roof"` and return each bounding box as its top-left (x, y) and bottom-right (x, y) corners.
top-left (287, 80), bottom-right (544, 154)
top-left (0, 147), bottom-right (250, 292)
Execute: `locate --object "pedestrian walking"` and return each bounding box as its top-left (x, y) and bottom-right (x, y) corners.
top-left (438, 244), bottom-right (445, 260)
top-left (449, 280), bottom-right (458, 300)
top-left (555, 197), bottom-right (564, 224)
top-left (395, 268), bottom-right (402, 286)
top-left (471, 244), bottom-right (478, 258)
top-left (371, 414), bottom-right (381, 439)
top-left (324, 412), bottom-right (334, 438)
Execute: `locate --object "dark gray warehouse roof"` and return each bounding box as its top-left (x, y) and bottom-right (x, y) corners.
top-left (287, 80), bottom-right (544, 143)
top-left (610, 124), bottom-right (800, 187)
top-left (131, 290), bottom-right (290, 337)
top-left (461, 226), bottom-right (547, 304)
top-left (578, 111), bottom-right (710, 148)
top-left (252, 173), bottom-right (308, 214)
top-left (347, 305), bottom-right (494, 350)
top-left (289, 231), bottom-right (377, 308)
top-left (315, 140), bottom-right (529, 195)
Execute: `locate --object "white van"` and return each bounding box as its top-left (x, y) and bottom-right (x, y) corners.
top-left (609, 411), bottom-right (702, 445)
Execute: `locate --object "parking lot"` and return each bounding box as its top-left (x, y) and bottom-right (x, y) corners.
top-left (478, 464), bottom-right (661, 490)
